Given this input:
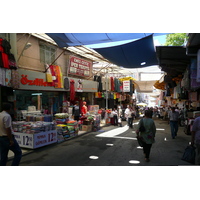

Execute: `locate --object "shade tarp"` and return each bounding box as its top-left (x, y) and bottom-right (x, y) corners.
top-left (46, 33), bottom-right (164, 48)
top-left (134, 80), bottom-right (157, 93)
top-left (94, 35), bottom-right (158, 68)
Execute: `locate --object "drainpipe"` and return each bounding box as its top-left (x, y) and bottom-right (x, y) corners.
top-left (9, 33), bottom-right (17, 60)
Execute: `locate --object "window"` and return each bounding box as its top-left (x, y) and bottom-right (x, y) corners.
top-left (39, 43), bottom-right (56, 64)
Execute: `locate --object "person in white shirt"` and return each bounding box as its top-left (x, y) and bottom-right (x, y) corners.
top-left (168, 107), bottom-right (180, 139)
top-left (125, 105), bottom-right (134, 128)
top-left (0, 103), bottom-right (22, 166)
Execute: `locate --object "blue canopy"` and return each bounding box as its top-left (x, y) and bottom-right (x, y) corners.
top-left (94, 35), bottom-right (158, 68)
top-left (46, 33), bottom-right (164, 48)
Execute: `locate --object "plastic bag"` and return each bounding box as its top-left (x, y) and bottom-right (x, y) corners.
top-left (181, 145), bottom-right (196, 164)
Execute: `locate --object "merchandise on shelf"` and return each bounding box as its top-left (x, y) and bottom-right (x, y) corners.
top-left (12, 121), bottom-right (56, 134)
top-left (55, 113), bottom-right (79, 142)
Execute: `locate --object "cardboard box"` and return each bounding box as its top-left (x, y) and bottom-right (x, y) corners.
top-left (81, 125), bottom-right (92, 132)
top-left (83, 120), bottom-right (92, 125)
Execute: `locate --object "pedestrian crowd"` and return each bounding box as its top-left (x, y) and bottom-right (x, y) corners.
top-left (1, 102), bottom-right (200, 165)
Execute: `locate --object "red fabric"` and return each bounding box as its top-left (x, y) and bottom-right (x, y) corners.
top-left (0, 39), bottom-right (9, 69)
top-left (70, 79), bottom-right (75, 101)
top-left (81, 105), bottom-right (87, 115)
top-left (110, 77), bottom-right (114, 91)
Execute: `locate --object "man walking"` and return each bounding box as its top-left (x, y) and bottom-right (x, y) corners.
top-left (168, 107), bottom-right (179, 139)
top-left (0, 103), bottom-right (22, 166)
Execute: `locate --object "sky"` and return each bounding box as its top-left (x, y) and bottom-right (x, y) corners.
top-left (86, 34), bottom-right (167, 48)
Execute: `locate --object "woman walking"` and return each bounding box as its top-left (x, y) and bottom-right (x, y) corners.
top-left (136, 110), bottom-right (156, 162)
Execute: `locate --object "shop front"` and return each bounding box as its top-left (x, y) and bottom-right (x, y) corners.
top-left (13, 68), bottom-right (99, 147)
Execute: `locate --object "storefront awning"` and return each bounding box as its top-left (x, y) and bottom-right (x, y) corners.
top-left (94, 35), bottom-right (158, 68)
top-left (156, 46), bottom-right (190, 77)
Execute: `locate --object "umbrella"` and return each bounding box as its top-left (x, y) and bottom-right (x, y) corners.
top-left (137, 103), bottom-right (147, 106)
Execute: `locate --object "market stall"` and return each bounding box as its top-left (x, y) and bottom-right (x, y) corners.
top-left (55, 113), bottom-right (79, 143)
top-left (13, 119), bottom-right (57, 149)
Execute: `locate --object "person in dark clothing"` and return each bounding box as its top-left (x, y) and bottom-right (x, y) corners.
top-left (72, 101), bottom-right (81, 121)
top-left (0, 103), bottom-right (22, 166)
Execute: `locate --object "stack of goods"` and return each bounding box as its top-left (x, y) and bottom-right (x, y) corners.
top-left (56, 124), bottom-right (70, 142)
top-left (55, 113), bottom-right (79, 142)
top-left (25, 114), bottom-right (53, 122)
top-left (12, 121), bottom-right (56, 134)
top-left (92, 114), bottom-right (101, 131)
top-left (66, 120), bottom-right (79, 135)
top-left (54, 113), bottom-right (69, 124)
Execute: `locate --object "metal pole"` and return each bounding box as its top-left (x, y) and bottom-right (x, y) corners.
top-left (106, 68), bottom-right (108, 110)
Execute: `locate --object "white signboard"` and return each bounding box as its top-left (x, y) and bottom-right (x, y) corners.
top-left (123, 80), bottom-right (130, 92)
top-left (14, 130), bottom-right (57, 149)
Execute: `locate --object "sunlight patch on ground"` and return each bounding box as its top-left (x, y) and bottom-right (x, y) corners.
top-left (106, 144), bottom-right (114, 146)
top-left (96, 125), bottom-right (129, 138)
top-left (156, 128), bottom-right (165, 131)
top-left (89, 156), bottom-right (99, 160)
top-left (129, 160), bottom-right (140, 164)
top-left (114, 136), bottom-right (137, 140)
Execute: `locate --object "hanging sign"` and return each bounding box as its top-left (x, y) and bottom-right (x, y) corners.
top-left (123, 80), bottom-right (130, 92)
top-left (68, 56), bottom-right (92, 77)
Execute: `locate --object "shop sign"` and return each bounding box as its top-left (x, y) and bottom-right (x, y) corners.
top-left (68, 56), bottom-right (92, 77)
top-left (123, 80), bottom-right (130, 92)
top-left (20, 74), bottom-right (53, 87)
top-left (13, 130), bottom-right (57, 149)
top-left (18, 69), bottom-right (65, 91)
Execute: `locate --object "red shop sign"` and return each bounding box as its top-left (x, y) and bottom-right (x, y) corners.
top-left (68, 56), bottom-right (91, 77)
top-left (20, 74), bottom-right (54, 87)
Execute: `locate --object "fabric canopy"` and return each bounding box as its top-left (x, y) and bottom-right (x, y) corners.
top-left (134, 80), bottom-right (157, 93)
top-left (94, 35), bottom-right (158, 68)
top-left (46, 33), bottom-right (164, 48)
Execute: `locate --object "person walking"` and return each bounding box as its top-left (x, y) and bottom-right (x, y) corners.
top-left (125, 106), bottom-right (134, 128)
top-left (112, 106), bottom-right (118, 126)
top-left (191, 116), bottom-right (200, 165)
top-left (72, 101), bottom-right (81, 121)
top-left (136, 110), bottom-right (156, 162)
top-left (0, 103), bottom-right (22, 166)
top-left (168, 107), bottom-right (179, 139)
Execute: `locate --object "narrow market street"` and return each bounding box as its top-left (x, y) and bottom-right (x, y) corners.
top-left (8, 117), bottom-right (192, 166)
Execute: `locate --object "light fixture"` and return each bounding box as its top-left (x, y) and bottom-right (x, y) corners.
top-left (24, 43), bottom-right (32, 50)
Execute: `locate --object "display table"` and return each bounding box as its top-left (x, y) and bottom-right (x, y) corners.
top-left (13, 130), bottom-right (57, 149)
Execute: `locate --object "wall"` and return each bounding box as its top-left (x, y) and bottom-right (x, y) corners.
top-left (16, 33), bottom-right (93, 78)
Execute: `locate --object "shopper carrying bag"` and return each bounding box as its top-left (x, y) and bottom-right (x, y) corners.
top-left (136, 110), bottom-right (156, 162)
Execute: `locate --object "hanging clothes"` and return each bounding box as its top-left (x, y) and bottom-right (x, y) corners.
top-left (130, 79), bottom-right (133, 95)
top-left (70, 79), bottom-right (75, 101)
top-left (64, 77), bottom-right (70, 90)
top-left (11, 69), bottom-right (20, 89)
top-left (45, 64), bottom-right (53, 83)
top-left (102, 76), bottom-right (106, 90)
top-left (8, 53), bottom-right (17, 70)
top-left (110, 77), bottom-right (114, 91)
top-left (0, 67), bottom-right (6, 86)
top-left (5, 69), bottom-right (12, 87)
top-left (95, 76), bottom-right (102, 92)
top-left (0, 38), bottom-right (10, 69)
